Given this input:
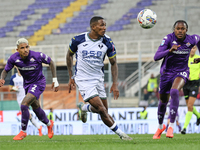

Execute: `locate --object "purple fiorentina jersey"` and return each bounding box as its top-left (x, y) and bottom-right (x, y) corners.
top-left (5, 50), bottom-right (51, 88)
top-left (154, 33), bottom-right (200, 75)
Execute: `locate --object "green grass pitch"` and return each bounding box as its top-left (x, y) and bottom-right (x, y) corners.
top-left (0, 134), bottom-right (200, 150)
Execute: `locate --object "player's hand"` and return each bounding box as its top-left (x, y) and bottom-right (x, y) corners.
top-left (68, 78), bottom-right (75, 93)
top-left (194, 58), bottom-right (200, 64)
top-left (0, 79), bottom-right (5, 87)
top-left (51, 77), bottom-right (59, 92)
top-left (169, 45), bottom-right (181, 52)
top-left (110, 83), bottom-right (119, 100)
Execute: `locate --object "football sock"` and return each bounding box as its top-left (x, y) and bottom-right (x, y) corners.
top-left (165, 124), bottom-right (169, 131)
top-left (193, 106), bottom-right (200, 118)
top-left (178, 125), bottom-right (181, 132)
top-left (33, 107), bottom-right (49, 124)
top-left (110, 122), bottom-right (123, 136)
top-left (157, 100), bottom-right (167, 124)
top-left (158, 124), bottom-right (163, 130)
top-left (82, 104), bottom-right (92, 112)
top-left (183, 111), bottom-right (193, 129)
top-left (169, 89), bottom-right (179, 123)
top-left (21, 105), bottom-right (29, 131)
top-left (169, 123), bottom-right (174, 129)
top-left (30, 115), bottom-right (40, 129)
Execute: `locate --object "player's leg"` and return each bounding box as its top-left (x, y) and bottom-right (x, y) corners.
top-left (153, 93), bottom-right (169, 139)
top-left (29, 111), bottom-right (42, 136)
top-left (88, 96), bottom-right (132, 140)
top-left (193, 106), bottom-right (200, 125)
top-left (31, 99), bottom-right (53, 139)
top-left (166, 76), bottom-right (185, 138)
top-left (165, 118), bottom-right (170, 132)
top-left (13, 93), bottom-right (35, 140)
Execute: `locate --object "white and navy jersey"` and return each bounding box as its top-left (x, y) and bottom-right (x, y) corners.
top-left (69, 32), bottom-right (116, 81)
top-left (9, 73), bottom-right (25, 104)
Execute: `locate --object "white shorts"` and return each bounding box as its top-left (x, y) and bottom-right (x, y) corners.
top-left (75, 79), bottom-right (107, 102)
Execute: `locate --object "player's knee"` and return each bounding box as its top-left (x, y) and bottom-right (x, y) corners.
top-left (97, 106), bottom-right (107, 115)
top-left (170, 89), bottom-right (179, 99)
top-left (188, 105), bottom-right (193, 111)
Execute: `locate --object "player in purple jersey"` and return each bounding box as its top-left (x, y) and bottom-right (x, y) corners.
top-left (152, 20), bottom-right (200, 139)
top-left (0, 38), bottom-right (59, 140)
top-left (67, 16), bottom-right (132, 140)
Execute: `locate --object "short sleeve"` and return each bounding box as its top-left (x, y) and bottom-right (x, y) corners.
top-left (69, 37), bottom-right (79, 53)
top-left (105, 38), bottom-right (116, 59)
top-left (5, 56), bottom-right (15, 72)
top-left (39, 52), bottom-right (51, 64)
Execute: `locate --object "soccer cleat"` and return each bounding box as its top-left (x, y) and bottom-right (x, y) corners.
top-left (153, 124), bottom-right (166, 139)
top-left (77, 102), bottom-right (87, 123)
top-left (38, 126), bottom-right (43, 136)
top-left (196, 118), bottom-right (200, 125)
top-left (120, 133), bottom-right (133, 141)
top-left (166, 127), bottom-right (173, 138)
top-left (13, 130), bottom-right (27, 140)
top-left (47, 120), bottom-right (54, 139)
top-left (181, 128), bottom-right (186, 134)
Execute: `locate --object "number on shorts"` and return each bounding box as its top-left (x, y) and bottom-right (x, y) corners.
top-left (30, 84), bottom-right (37, 93)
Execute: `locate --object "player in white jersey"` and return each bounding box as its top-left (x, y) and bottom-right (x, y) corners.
top-left (67, 16), bottom-right (132, 140)
top-left (9, 66), bottom-right (42, 136)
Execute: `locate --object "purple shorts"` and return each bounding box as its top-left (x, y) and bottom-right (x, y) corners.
top-left (159, 71), bottom-right (189, 94)
top-left (24, 83), bottom-right (46, 100)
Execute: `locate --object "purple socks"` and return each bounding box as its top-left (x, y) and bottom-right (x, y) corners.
top-left (169, 89), bottom-right (179, 123)
top-left (21, 105), bottom-right (30, 131)
top-left (33, 107), bottom-right (49, 124)
top-left (157, 100), bottom-right (167, 124)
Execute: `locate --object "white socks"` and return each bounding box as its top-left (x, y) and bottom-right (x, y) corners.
top-left (169, 123), bottom-right (174, 129)
top-left (82, 104), bottom-right (92, 112)
top-left (158, 124), bottom-right (163, 129)
top-left (30, 116), bottom-right (40, 129)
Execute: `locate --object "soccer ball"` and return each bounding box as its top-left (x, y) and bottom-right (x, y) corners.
top-left (137, 9), bottom-right (157, 29)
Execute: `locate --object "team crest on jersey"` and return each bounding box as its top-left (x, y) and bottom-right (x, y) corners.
top-left (186, 42), bottom-right (191, 47)
top-left (30, 58), bottom-right (35, 62)
top-left (98, 44), bottom-right (103, 49)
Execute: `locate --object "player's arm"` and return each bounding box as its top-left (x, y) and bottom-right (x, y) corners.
top-left (66, 49), bottom-right (75, 93)
top-left (0, 69), bottom-right (8, 87)
top-left (49, 60), bottom-right (59, 92)
top-left (109, 56), bottom-right (119, 100)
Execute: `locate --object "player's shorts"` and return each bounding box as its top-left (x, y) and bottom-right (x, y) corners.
top-left (75, 79), bottom-right (107, 102)
top-left (24, 83), bottom-right (46, 100)
top-left (183, 80), bottom-right (199, 99)
top-left (159, 70), bottom-right (189, 94)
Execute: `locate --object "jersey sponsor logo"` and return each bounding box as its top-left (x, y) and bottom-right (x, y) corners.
top-left (172, 50), bottom-right (189, 54)
top-left (15, 59), bottom-right (21, 63)
top-left (18, 66), bottom-right (36, 70)
top-left (161, 40), bottom-right (165, 46)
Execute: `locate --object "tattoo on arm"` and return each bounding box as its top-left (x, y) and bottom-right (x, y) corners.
top-left (1, 70), bottom-right (8, 80)
top-left (49, 60), bottom-right (57, 78)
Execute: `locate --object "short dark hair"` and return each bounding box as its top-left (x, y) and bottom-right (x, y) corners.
top-left (173, 20), bottom-right (188, 29)
top-left (90, 16), bottom-right (104, 27)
